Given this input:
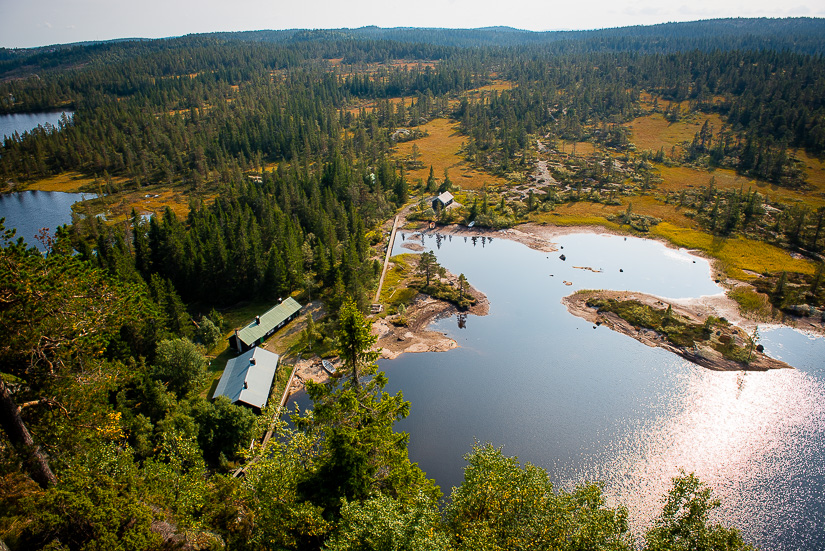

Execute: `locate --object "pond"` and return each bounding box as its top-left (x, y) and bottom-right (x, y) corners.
top-left (291, 230), bottom-right (825, 551)
top-left (0, 111), bottom-right (73, 140)
top-left (0, 190), bottom-right (94, 250)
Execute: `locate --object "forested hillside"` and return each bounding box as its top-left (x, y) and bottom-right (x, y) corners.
top-left (2, 18), bottom-right (822, 549)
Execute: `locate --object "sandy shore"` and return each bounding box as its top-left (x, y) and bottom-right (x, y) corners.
top-left (374, 281), bottom-right (489, 360)
top-left (289, 357), bottom-right (336, 393)
top-left (562, 290), bottom-right (792, 371)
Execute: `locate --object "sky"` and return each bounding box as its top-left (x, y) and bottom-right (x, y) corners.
top-left (1, 0), bottom-right (823, 49)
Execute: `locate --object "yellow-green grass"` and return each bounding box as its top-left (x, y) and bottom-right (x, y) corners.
top-left (466, 80), bottom-right (515, 94)
top-left (655, 164), bottom-right (825, 208)
top-left (265, 318), bottom-right (308, 358)
top-left (394, 118), bottom-right (508, 190)
top-left (23, 172), bottom-right (116, 193)
top-left (102, 188), bottom-right (195, 223)
top-left (340, 58), bottom-right (434, 70)
top-left (531, 212), bottom-right (625, 229)
top-left (626, 195), bottom-right (697, 227)
top-left (529, 200), bottom-right (626, 229)
top-left (345, 80), bottom-right (512, 116)
top-left (380, 255), bottom-right (412, 291)
top-left (23, 174), bottom-right (202, 223)
top-left (625, 112), bottom-right (726, 154)
top-left (636, 94), bottom-right (695, 115)
top-left (379, 254), bottom-right (419, 308)
top-left (795, 149), bottom-right (825, 196)
top-left (345, 95), bottom-right (413, 115)
top-left (221, 300), bottom-right (281, 335)
top-left (204, 345), bottom-right (236, 399)
top-left (627, 112), bottom-right (825, 206)
top-left (389, 60), bottom-right (437, 70)
top-left (728, 286), bottom-right (774, 320)
top-left (557, 140), bottom-right (598, 157)
top-left (531, 196), bottom-right (695, 229)
top-left (638, 91), bottom-right (657, 110)
top-left (650, 222), bottom-right (817, 279)
top-left (543, 200), bottom-right (620, 219)
top-left (531, 201), bottom-right (814, 280)
top-left (268, 359), bottom-right (298, 408)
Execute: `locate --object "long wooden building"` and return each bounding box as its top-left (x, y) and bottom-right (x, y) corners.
top-left (229, 297), bottom-right (302, 353)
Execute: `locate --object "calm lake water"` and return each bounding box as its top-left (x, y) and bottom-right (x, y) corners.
top-left (0, 111), bottom-right (73, 140)
top-left (291, 230), bottom-right (825, 550)
top-left (0, 190), bottom-right (93, 250)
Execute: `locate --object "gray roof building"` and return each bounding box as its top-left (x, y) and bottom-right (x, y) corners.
top-left (433, 191), bottom-right (454, 209)
top-left (229, 297), bottom-right (302, 352)
top-left (213, 347), bottom-right (280, 410)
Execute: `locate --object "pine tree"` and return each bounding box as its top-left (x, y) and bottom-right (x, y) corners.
top-left (426, 165), bottom-right (437, 193)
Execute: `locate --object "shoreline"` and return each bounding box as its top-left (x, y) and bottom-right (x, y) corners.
top-left (373, 281), bottom-right (490, 361)
top-left (291, 219), bottom-right (819, 387)
top-left (410, 220), bottom-right (825, 334)
top-left (372, 219), bottom-right (823, 367)
top-left (288, 259), bottom-right (489, 392)
top-left (371, 224), bottom-right (492, 361)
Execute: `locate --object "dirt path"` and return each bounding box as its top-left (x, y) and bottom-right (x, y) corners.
top-left (374, 214), bottom-right (402, 302)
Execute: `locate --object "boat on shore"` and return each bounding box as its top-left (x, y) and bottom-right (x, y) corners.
top-left (321, 359), bottom-right (337, 376)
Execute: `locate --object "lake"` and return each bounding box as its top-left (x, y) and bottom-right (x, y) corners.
top-left (0, 111), bottom-right (73, 141)
top-left (291, 230), bottom-right (825, 550)
top-left (0, 190), bottom-right (94, 250)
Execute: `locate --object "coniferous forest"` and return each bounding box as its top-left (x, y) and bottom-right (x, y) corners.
top-left (2, 18), bottom-right (825, 549)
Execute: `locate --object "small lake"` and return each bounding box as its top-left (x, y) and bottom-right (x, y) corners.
top-left (0, 190), bottom-right (94, 250)
top-left (290, 230), bottom-right (825, 550)
top-left (0, 111), bottom-right (73, 140)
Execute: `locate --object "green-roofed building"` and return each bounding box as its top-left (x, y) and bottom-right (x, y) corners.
top-left (229, 297), bottom-right (303, 353)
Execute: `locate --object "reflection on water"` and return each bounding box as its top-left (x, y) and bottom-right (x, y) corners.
top-left (291, 230), bottom-right (825, 550)
top-left (584, 365), bottom-right (825, 547)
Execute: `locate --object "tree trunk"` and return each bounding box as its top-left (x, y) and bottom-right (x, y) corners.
top-left (0, 379), bottom-right (57, 489)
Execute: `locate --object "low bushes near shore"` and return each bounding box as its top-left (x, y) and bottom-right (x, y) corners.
top-left (729, 286), bottom-right (775, 319)
top-left (412, 281), bottom-right (477, 310)
top-left (750, 265), bottom-right (825, 318)
top-left (586, 297), bottom-right (756, 364)
top-left (379, 254), bottom-right (420, 324)
top-left (413, 250), bottom-right (477, 310)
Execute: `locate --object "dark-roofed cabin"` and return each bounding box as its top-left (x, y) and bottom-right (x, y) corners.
top-left (433, 191), bottom-right (454, 210)
top-left (213, 347), bottom-right (279, 411)
top-left (229, 297), bottom-right (302, 353)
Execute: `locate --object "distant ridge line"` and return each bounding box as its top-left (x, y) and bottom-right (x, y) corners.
top-left (3, 17), bottom-right (824, 56)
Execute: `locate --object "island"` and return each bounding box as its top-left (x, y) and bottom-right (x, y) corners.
top-left (563, 289), bottom-right (793, 371)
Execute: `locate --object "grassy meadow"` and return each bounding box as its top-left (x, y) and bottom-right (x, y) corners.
top-left (393, 118), bottom-right (508, 190)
